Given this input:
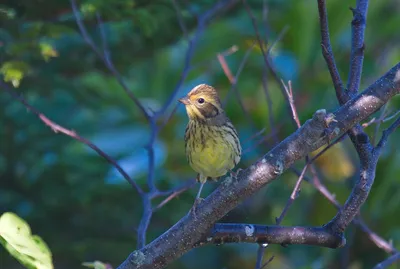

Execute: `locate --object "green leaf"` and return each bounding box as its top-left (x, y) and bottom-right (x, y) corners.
top-left (0, 61), bottom-right (31, 87)
top-left (39, 42), bottom-right (59, 62)
top-left (0, 212), bottom-right (53, 269)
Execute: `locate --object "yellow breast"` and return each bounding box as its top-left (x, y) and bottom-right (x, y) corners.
top-left (185, 121), bottom-right (241, 181)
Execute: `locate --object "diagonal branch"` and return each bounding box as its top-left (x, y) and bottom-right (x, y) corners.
top-left (117, 63), bottom-right (400, 269)
top-left (372, 252), bottom-right (400, 269)
top-left (70, 0), bottom-right (151, 121)
top-left (0, 80), bottom-right (143, 195)
top-left (159, 0), bottom-right (239, 116)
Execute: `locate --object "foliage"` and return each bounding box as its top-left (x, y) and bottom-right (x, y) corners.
top-left (1, 0), bottom-right (399, 268)
top-left (0, 212), bottom-right (53, 269)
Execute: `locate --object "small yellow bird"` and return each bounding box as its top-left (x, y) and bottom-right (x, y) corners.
top-left (179, 84), bottom-right (242, 206)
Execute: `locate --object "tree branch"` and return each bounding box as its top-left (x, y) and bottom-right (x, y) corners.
top-left (347, 0), bottom-right (369, 95)
top-left (70, 0), bottom-right (151, 121)
top-left (372, 252), bottom-right (400, 269)
top-left (116, 63), bottom-right (400, 269)
top-left (0, 81), bottom-right (143, 195)
top-left (317, 0), bottom-right (345, 102)
top-left (196, 224), bottom-right (345, 248)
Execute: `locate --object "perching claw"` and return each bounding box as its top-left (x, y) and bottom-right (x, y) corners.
top-left (189, 182), bottom-right (205, 218)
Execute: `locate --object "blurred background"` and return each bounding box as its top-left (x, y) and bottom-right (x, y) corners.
top-left (1, 0), bottom-right (400, 268)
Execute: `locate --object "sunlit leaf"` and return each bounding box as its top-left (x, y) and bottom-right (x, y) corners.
top-left (39, 42), bottom-right (59, 62)
top-left (0, 212), bottom-right (53, 269)
top-left (0, 61), bottom-right (30, 87)
top-left (80, 3), bottom-right (97, 16)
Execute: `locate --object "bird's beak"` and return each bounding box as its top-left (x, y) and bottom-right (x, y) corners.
top-left (178, 96), bottom-right (190, 105)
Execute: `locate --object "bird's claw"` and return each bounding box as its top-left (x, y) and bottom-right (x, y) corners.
top-left (189, 198), bottom-right (204, 218)
top-left (230, 168), bottom-right (243, 181)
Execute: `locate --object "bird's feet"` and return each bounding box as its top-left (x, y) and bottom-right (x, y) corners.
top-left (230, 168), bottom-right (243, 181)
top-left (189, 197), bottom-right (204, 219)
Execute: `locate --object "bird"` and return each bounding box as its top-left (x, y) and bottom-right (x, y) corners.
top-left (179, 84), bottom-right (242, 211)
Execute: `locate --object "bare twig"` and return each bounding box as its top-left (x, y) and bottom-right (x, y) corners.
top-left (261, 26), bottom-right (289, 145)
top-left (117, 62), bottom-right (400, 269)
top-left (275, 164), bottom-right (309, 224)
top-left (308, 133), bottom-right (347, 163)
top-left (219, 42), bottom-right (257, 129)
top-left (372, 252), bottom-right (400, 269)
top-left (261, 255), bottom-right (275, 269)
top-left (159, 0), bottom-right (239, 117)
top-left (282, 80), bottom-right (301, 128)
top-left (222, 42), bottom-right (255, 106)
top-left (317, 0), bottom-right (345, 102)
top-left (153, 180), bottom-right (197, 211)
top-left (255, 244), bottom-right (266, 269)
top-left (363, 107), bottom-right (400, 130)
top-left (0, 81), bottom-right (142, 195)
top-left (347, 0), bottom-right (369, 95)
top-left (217, 53), bottom-right (236, 84)
top-left (170, 0), bottom-right (189, 38)
top-left (292, 167), bottom-right (398, 255)
top-left (70, 0), bottom-right (151, 121)
top-left (242, 0), bottom-right (297, 130)
top-left (375, 115), bottom-right (400, 151)
top-left (354, 217), bottom-right (396, 254)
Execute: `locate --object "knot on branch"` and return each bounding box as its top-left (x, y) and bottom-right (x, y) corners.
top-left (349, 7), bottom-right (366, 26)
top-left (128, 250), bottom-right (146, 267)
top-left (273, 160), bottom-right (284, 175)
top-left (304, 109), bottom-right (340, 145)
top-left (355, 132), bottom-right (370, 144)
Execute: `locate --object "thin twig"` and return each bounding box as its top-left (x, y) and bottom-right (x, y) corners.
top-left (170, 0), bottom-right (189, 38)
top-left (217, 53), bottom-right (236, 84)
top-left (255, 244), bottom-right (266, 269)
top-left (159, 0), bottom-right (238, 117)
top-left (0, 81), bottom-right (143, 195)
top-left (375, 115), bottom-right (400, 151)
top-left (317, 0), bottom-right (345, 102)
top-left (282, 80), bottom-right (301, 128)
top-left (373, 252), bottom-right (400, 269)
top-left (70, 0), bottom-right (151, 121)
top-left (347, 0), bottom-right (369, 95)
top-left (242, 0), bottom-right (296, 129)
top-left (261, 26), bottom-right (289, 145)
top-left (275, 164), bottom-right (309, 224)
top-left (153, 180), bottom-right (197, 211)
top-left (261, 255), bottom-right (275, 269)
top-left (219, 42), bottom-right (257, 129)
top-left (222, 41), bottom-right (255, 107)
top-left (354, 217), bottom-right (396, 254)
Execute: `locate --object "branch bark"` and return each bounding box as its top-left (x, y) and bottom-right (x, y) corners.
top-left (196, 224), bottom-right (345, 248)
top-left (117, 63), bottom-right (400, 269)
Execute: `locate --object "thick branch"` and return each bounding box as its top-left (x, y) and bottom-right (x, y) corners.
top-left (117, 63), bottom-right (400, 269)
top-left (196, 224), bottom-right (345, 248)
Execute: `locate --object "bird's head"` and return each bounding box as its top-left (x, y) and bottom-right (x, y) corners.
top-left (179, 84), bottom-right (223, 121)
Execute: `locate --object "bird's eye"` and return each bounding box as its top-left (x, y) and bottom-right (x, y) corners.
top-left (197, 98), bottom-right (205, 104)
